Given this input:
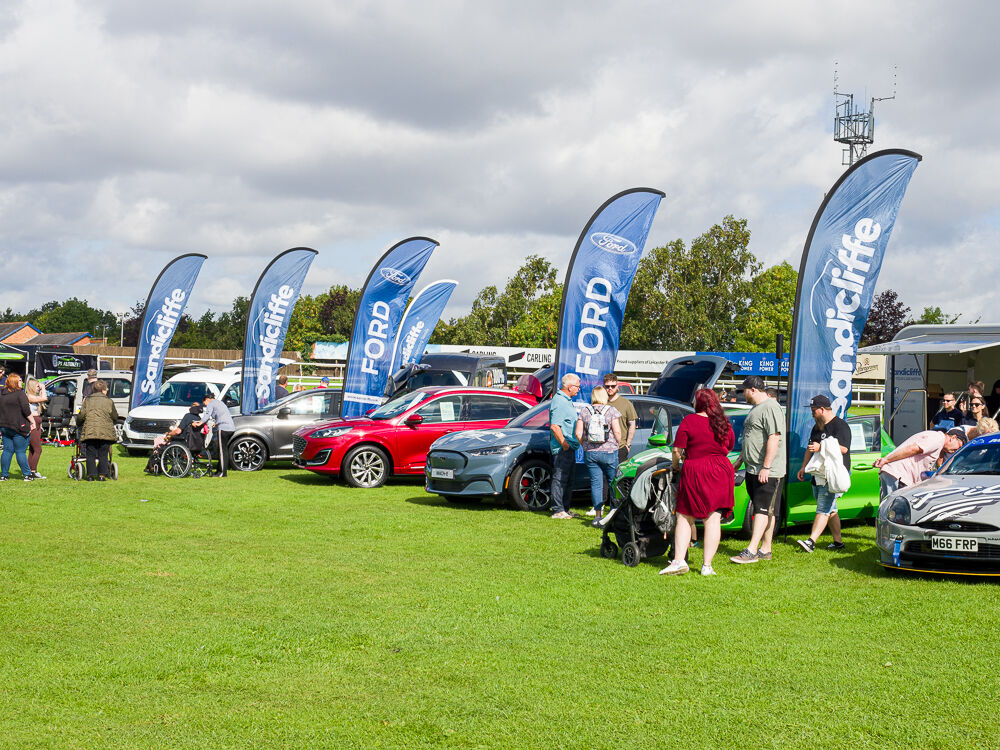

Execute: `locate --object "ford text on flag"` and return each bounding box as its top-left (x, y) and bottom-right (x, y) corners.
top-left (554, 188), bottom-right (664, 401)
top-left (341, 237), bottom-right (438, 417)
top-left (130, 254), bottom-right (207, 410)
top-left (787, 149), bottom-right (920, 476)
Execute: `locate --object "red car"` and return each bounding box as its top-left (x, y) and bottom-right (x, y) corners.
top-left (292, 387), bottom-right (537, 488)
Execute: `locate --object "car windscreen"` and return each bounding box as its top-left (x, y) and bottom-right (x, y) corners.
top-left (370, 390), bottom-right (428, 419)
top-left (409, 370), bottom-right (468, 389)
top-left (940, 442), bottom-right (1000, 475)
top-left (506, 402), bottom-right (550, 430)
top-left (728, 413), bottom-right (748, 454)
top-left (158, 381), bottom-right (219, 406)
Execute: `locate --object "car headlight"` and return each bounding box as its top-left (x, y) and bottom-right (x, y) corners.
top-left (309, 426), bottom-right (352, 439)
top-left (467, 443), bottom-right (519, 457)
top-left (887, 496), bottom-right (911, 525)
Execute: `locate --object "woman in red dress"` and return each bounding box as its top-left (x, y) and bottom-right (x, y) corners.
top-left (660, 389), bottom-right (735, 576)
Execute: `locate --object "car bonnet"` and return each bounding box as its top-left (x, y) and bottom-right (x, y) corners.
top-left (900, 474), bottom-right (1000, 525)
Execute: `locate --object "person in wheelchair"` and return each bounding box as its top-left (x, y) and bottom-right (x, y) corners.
top-left (147, 404), bottom-right (213, 477)
top-left (168, 403), bottom-right (209, 454)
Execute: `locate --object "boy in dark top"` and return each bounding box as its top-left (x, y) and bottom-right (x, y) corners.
top-left (795, 394), bottom-right (852, 552)
top-left (930, 392), bottom-right (963, 431)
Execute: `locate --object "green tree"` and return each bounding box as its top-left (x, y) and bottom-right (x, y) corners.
top-left (734, 262), bottom-right (797, 352)
top-left (860, 290), bottom-right (910, 347)
top-left (32, 297), bottom-right (116, 335)
top-left (912, 306), bottom-right (963, 325)
top-left (318, 285), bottom-right (361, 340)
top-left (285, 294), bottom-right (326, 356)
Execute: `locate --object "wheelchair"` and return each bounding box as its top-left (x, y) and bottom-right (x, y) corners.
top-left (159, 427), bottom-right (215, 479)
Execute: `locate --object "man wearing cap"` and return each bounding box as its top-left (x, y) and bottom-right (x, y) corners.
top-left (795, 395), bottom-right (852, 552)
top-left (320, 376), bottom-right (330, 388)
top-left (731, 375), bottom-right (785, 564)
top-left (874, 427), bottom-right (967, 499)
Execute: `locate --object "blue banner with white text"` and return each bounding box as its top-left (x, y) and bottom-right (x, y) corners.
top-left (390, 279), bottom-right (458, 372)
top-left (697, 352), bottom-right (789, 377)
top-left (554, 188), bottom-right (664, 401)
top-left (130, 253), bottom-right (207, 409)
top-left (341, 237), bottom-right (438, 417)
top-left (787, 149), bottom-right (920, 478)
top-left (241, 247), bottom-right (318, 414)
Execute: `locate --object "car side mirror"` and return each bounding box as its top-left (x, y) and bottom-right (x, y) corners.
top-left (648, 433), bottom-right (668, 447)
top-left (277, 407), bottom-right (291, 419)
top-left (405, 413), bottom-right (423, 427)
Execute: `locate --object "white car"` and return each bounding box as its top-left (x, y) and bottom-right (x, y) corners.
top-left (122, 369), bottom-right (242, 453)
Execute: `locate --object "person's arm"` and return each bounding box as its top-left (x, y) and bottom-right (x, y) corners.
top-left (758, 433), bottom-right (780, 483)
top-left (672, 446), bottom-right (684, 468)
top-left (874, 442), bottom-right (922, 468)
top-left (610, 412), bottom-right (622, 445)
top-left (625, 417), bottom-right (636, 448)
top-left (573, 417), bottom-right (583, 443)
top-left (550, 423), bottom-right (570, 451)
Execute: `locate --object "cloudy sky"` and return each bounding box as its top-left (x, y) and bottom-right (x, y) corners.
top-left (1, 0), bottom-right (997, 325)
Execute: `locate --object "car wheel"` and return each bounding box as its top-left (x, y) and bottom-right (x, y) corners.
top-left (229, 436), bottom-right (268, 472)
top-left (507, 459), bottom-right (552, 511)
top-left (600, 539), bottom-right (619, 559)
top-left (622, 542), bottom-right (641, 567)
top-left (343, 445), bottom-right (390, 488)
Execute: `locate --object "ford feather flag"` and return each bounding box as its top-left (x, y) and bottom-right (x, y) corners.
top-left (129, 253), bottom-right (207, 409)
top-left (554, 188), bottom-right (664, 401)
top-left (390, 279), bottom-right (458, 372)
top-left (341, 237), bottom-right (438, 417)
top-left (787, 149), bottom-right (920, 477)
top-left (241, 247), bottom-right (318, 414)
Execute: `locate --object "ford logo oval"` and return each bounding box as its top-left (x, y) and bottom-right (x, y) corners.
top-left (590, 232), bottom-right (637, 255)
top-left (948, 523), bottom-right (961, 530)
top-left (380, 267), bottom-right (411, 285)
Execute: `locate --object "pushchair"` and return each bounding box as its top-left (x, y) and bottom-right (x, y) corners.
top-left (599, 457), bottom-right (676, 567)
top-left (158, 421), bottom-right (214, 478)
top-left (68, 427), bottom-right (120, 481)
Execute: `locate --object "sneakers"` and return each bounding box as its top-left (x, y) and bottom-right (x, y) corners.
top-left (730, 548), bottom-right (759, 564)
top-left (797, 538), bottom-right (816, 553)
top-left (0, 476), bottom-right (7, 481)
top-left (701, 565), bottom-right (717, 576)
top-left (659, 560), bottom-right (690, 575)
top-left (550, 511), bottom-right (573, 519)
top-left (757, 550), bottom-right (772, 561)
top-left (23, 475), bottom-right (34, 482)
top-left (585, 508), bottom-right (598, 517)
top-left (32, 471), bottom-right (46, 479)
top-left (827, 541), bottom-right (846, 551)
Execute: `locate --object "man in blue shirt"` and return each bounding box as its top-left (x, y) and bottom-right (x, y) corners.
top-left (548, 372), bottom-right (581, 519)
top-left (202, 393), bottom-right (236, 477)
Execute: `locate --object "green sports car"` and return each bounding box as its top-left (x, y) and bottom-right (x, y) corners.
top-left (613, 408), bottom-right (894, 535)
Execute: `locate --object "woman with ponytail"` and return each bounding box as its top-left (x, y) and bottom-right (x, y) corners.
top-left (659, 388), bottom-right (735, 576)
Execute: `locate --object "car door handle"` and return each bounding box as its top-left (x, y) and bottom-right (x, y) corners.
top-left (852, 463), bottom-right (876, 471)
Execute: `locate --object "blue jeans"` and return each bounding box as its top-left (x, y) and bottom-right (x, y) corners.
top-left (812, 483), bottom-right (841, 515)
top-left (1, 427), bottom-right (31, 478)
top-left (550, 448), bottom-right (576, 513)
top-left (585, 450), bottom-right (617, 510)
top-left (879, 472), bottom-right (902, 501)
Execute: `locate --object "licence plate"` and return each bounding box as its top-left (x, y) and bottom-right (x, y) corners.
top-left (431, 468), bottom-right (454, 479)
top-left (931, 536), bottom-right (978, 552)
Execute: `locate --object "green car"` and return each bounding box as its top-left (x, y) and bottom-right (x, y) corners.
top-left (613, 409), bottom-right (895, 535)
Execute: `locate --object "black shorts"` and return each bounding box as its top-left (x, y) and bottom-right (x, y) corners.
top-left (746, 473), bottom-right (783, 517)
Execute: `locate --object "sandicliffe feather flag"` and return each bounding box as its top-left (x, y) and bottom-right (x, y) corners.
top-left (554, 188), bottom-right (664, 401)
top-left (130, 253), bottom-right (207, 409)
top-left (241, 247), bottom-right (318, 414)
top-left (787, 149), bottom-right (921, 477)
top-left (341, 237), bottom-right (438, 417)
top-left (390, 279), bottom-right (458, 372)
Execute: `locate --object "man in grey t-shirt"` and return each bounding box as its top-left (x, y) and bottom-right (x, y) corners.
top-left (731, 376), bottom-right (785, 564)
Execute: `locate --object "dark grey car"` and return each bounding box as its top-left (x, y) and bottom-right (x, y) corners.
top-left (229, 389), bottom-right (343, 471)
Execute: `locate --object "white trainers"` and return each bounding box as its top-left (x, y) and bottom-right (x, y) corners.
top-left (658, 560), bottom-right (689, 575)
top-left (550, 511), bottom-right (573, 519)
top-left (585, 508), bottom-right (598, 517)
top-left (701, 565), bottom-right (717, 576)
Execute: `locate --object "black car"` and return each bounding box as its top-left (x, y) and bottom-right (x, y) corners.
top-left (385, 353), bottom-right (507, 399)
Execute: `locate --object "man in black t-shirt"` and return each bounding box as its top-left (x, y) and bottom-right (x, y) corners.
top-left (795, 394), bottom-right (851, 553)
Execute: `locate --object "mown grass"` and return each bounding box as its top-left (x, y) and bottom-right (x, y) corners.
top-left (2, 447), bottom-right (998, 749)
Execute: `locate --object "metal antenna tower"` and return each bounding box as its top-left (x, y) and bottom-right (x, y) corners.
top-left (833, 63), bottom-right (896, 166)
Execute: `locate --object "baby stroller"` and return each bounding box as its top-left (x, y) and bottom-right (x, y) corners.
top-left (158, 421), bottom-right (214, 478)
top-left (599, 457), bottom-right (676, 567)
top-left (68, 427), bottom-right (119, 481)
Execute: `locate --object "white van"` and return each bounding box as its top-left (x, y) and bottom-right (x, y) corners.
top-left (122, 369), bottom-right (242, 453)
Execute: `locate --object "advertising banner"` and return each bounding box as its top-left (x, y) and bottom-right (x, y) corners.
top-left (390, 279), bottom-right (458, 372)
top-left (242, 247), bottom-right (318, 414)
top-left (553, 188), bottom-right (664, 400)
top-left (341, 237), bottom-right (438, 417)
top-left (33, 350), bottom-right (98, 378)
top-left (787, 149), bottom-right (920, 476)
top-left (130, 253), bottom-right (207, 409)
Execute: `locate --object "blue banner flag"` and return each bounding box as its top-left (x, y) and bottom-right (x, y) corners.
top-left (241, 247), bottom-right (318, 414)
top-left (554, 188), bottom-right (664, 401)
top-left (341, 237), bottom-right (438, 417)
top-left (787, 149), bottom-right (920, 476)
top-left (129, 253), bottom-right (207, 409)
top-left (390, 279), bottom-right (458, 372)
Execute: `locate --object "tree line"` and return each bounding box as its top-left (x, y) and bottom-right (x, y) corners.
top-left (1, 215), bottom-right (960, 358)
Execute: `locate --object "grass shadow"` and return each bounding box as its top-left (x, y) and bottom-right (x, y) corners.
top-left (404, 495), bottom-right (499, 512)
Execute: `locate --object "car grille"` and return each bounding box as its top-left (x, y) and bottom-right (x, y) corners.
top-left (427, 451), bottom-right (468, 470)
top-left (130, 418), bottom-right (174, 434)
top-left (905, 541), bottom-right (1000, 560)
top-left (292, 435), bottom-right (307, 458)
top-left (428, 478), bottom-right (472, 493)
top-left (916, 520), bottom-right (999, 533)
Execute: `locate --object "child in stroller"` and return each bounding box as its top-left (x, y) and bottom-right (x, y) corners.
top-left (599, 456), bottom-right (677, 567)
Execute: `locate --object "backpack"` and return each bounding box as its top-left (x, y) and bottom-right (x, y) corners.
top-left (586, 405), bottom-right (611, 443)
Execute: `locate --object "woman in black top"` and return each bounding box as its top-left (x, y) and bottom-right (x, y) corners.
top-left (0, 373), bottom-right (34, 481)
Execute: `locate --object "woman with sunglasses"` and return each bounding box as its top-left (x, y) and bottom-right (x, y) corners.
top-left (961, 395), bottom-right (989, 429)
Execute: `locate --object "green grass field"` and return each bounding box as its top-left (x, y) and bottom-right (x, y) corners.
top-left (3, 447), bottom-right (999, 749)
